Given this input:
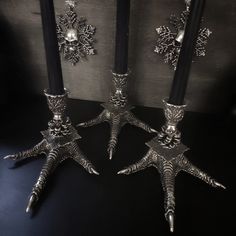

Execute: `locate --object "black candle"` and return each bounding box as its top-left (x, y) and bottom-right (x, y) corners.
top-left (40, 0), bottom-right (64, 95)
top-left (169, 0), bottom-right (206, 105)
top-left (114, 0), bottom-right (131, 74)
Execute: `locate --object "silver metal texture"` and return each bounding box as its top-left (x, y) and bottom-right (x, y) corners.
top-left (158, 99), bottom-right (186, 148)
top-left (154, 0), bottom-right (212, 70)
top-left (118, 99), bottom-right (225, 232)
top-left (4, 89), bottom-right (99, 213)
top-left (77, 71), bottom-right (157, 159)
top-left (57, 0), bottom-right (96, 65)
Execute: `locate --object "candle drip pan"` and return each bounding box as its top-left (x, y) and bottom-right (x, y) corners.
top-left (77, 71), bottom-right (157, 159)
top-left (4, 89), bottom-right (99, 213)
top-left (118, 99), bottom-right (225, 232)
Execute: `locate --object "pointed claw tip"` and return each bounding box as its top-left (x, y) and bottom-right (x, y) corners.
top-left (76, 123), bottom-right (85, 127)
top-left (117, 169), bottom-right (127, 175)
top-left (150, 128), bottom-right (158, 133)
top-left (91, 169), bottom-right (99, 175)
top-left (109, 149), bottom-right (113, 160)
top-left (167, 212), bottom-right (175, 233)
top-left (215, 182), bottom-right (226, 190)
top-left (3, 155), bottom-right (14, 160)
top-left (25, 206), bottom-right (31, 213)
top-left (26, 195), bottom-right (36, 213)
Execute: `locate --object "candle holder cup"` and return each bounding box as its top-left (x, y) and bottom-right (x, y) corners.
top-left (4, 89), bottom-right (99, 213)
top-left (118, 99), bottom-right (225, 232)
top-left (77, 71), bottom-right (157, 159)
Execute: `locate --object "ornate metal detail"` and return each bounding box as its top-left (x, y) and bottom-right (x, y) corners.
top-left (4, 89), bottom-right (99, 213)
top-left (154, 0), bottom-right (212, 69)
top-left (118, 100), bottom-right (225, 232)
top-left (158, 99), bottom-right (186, 148)
top-left (110, 72), bottom-right (129, 108)
top-left (57, 0), bottom-right (96, 65)
top-left (77, 71), bottom-right (157, 160)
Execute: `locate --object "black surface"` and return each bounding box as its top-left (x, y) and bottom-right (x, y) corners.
top-left (0, 97), bottom-right (235, 235)
top-left (169, 0), bottom-right (205, 105)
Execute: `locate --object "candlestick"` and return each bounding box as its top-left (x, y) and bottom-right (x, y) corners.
top-left (169, 0), bottom-right (206, 105)
top-left (4, 89), bottom-right (99, 212)
top-left (77, 0), bottom-right (156, 159)
top-left (114, 0), bottom-right (130, 74)
top-left (118, 99), bottom-right (225, 232)
top-left (40, 0), bottom-right (64, 95)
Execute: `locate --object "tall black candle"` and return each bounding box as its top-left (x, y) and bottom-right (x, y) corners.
top-left (114, 0), bottom-right (130, 74)
top-left (169, 0), bottom-right (206, 105)
top-left (40, 0), bottom-right (64, 95)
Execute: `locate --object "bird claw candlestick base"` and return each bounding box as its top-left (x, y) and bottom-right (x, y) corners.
top-left (4, 89), bottom-right (99, 213)
top-left (77, 72), bottom-right (157, 160)
top-left (57, 0), bottom-right (96, 65)
top-left (154, 0), bottom-right (212, 70)
top-left (118, 100), bottom-right (225, 232)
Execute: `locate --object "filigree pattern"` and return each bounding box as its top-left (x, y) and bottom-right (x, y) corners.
top-left (57, 0), bottom-right (96, 65)
top-left (158, 100), bottom-right (186, 148)
top-left (118, 101), bottom-right (225, 232)
top-left (4, 90), bottom-right (99, 213)
top-left (154, 0), bottom-right (212, 69)
top-left (110, 72), bottom-right (129, 107)
top-left (77, 72), bottom-right (157, 159)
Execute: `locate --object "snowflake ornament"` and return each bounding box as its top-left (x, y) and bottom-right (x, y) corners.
top-left (57, 0), bottom-right (96, 65)
top-left (154, 0), bottom-right (212, 70)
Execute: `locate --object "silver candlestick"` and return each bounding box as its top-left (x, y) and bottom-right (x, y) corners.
top-left (77, 71), bottom-right (157, 159)
top-left (4, 89), bottom-right (99, 213)
top-left (118, 99), bottom-right (225, 232)
top-left (57, 0), bottom-right (96, 65)
top-left (154, 0), bottom-right (212, 70)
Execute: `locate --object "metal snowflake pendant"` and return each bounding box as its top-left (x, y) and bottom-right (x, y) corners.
top-left (57, 0), bottom-right (96, 65)
top-left (154, 0), bottom-right (212, 70)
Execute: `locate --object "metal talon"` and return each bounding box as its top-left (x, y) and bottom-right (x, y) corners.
top-left (3, 155), bottom-right (15, 160)
top-left (150, 128), bottom-right (158, 133)
top-left (214, 181), bottom-right (226, 190)
top-left (117, 170), bottom-right (126, 175)
top-left (91, 168), bottom-right (99, 175)
top-left (109, 149), bottom-right (113, 160)
top-left (26, 194), bottom-right (37, 213)
top-left (76, 122), bottom-right (85, 127)
top-left (167, 212), bottom-right (175, 233)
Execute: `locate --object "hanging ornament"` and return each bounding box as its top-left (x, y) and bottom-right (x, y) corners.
top-left (154, 0), bottom-right (212, 70)
top-left (57, 0), bottom-right (96, 65)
